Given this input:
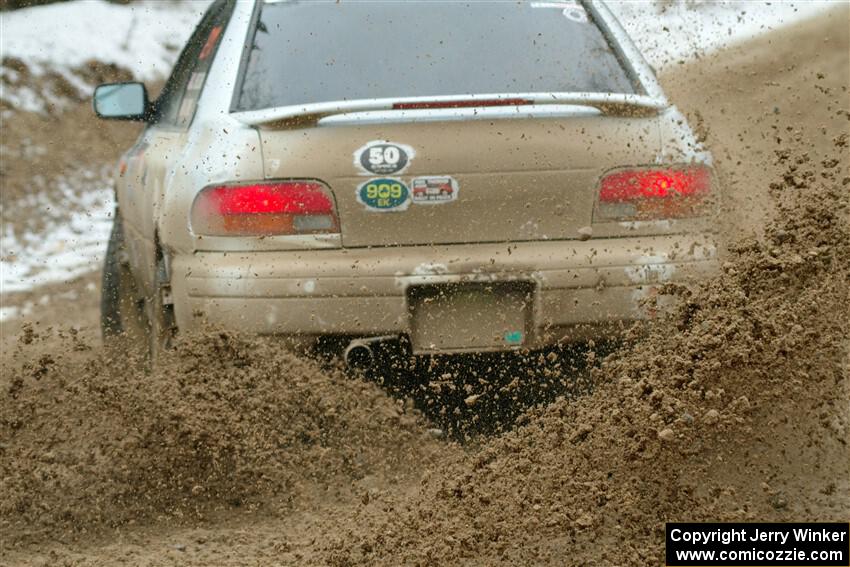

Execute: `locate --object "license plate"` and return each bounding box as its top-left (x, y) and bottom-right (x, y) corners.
top-left (408, 282), bottom-right (534, 353)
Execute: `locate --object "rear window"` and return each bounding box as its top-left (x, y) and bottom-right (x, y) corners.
top-left (234, 1), bottom-right (637, 111)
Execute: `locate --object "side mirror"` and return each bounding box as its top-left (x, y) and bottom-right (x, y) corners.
top-left (93, 82), bottom-right (151, 121)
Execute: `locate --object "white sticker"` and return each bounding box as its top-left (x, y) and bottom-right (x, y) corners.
top-left (187, 71), bottom-right (206, 91)
top-left (353, 140), bottom-right (415, 176)
top-left (177, 97), bottom-right (196, 124)
top-left (410, 176), bottom-right (459, 205)
top-left (530, 1), bottom-right (588, 22)
top-left (562, 7), bottom-right (588, 23)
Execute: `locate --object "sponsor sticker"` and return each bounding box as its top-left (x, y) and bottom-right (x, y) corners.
top-left (530, 1), bottom-right (588, 23)
top-left (357, 178), bottom-right (411, 211)
top-left (354, 141), bottom-right (414, 175)
top-left (562, 6), bottom-right (588, 23)
top-left (187, 71), bottom-right (206, 91)
top-left (199, 25), bottom-right (223, 60)
top-left (411, 176), bottom-right (459, 205)
top-left (177, 97), bottom-right (196, 124)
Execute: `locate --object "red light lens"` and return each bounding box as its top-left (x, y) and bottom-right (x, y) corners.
top-left (191, 181), bottom-right (339, 236)
top-left (206, 182), bottom-right (333, 215)
top-left (596, 166), bottom-right (712, 221)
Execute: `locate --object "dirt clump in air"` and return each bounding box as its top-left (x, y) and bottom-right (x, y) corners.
top-left (323, 148), bottom-right (849, 565)
top-left (0, 332), bottom-right (447, 549)
top-left (659, 5), bottom-right (850, 240)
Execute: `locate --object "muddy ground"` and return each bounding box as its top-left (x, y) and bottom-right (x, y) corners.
top-left (1, 7), bottom-right (848, 566)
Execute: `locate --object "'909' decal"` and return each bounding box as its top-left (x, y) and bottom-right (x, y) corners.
top-left (357, 178), bottom-right (411, 212)
top-left (354, 141), bottom-right (414, 175)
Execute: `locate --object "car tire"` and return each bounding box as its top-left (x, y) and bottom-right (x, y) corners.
top-left (101, 214), bottom-right (148, 362)
top-left (101, 215), bottom-right (176, 366)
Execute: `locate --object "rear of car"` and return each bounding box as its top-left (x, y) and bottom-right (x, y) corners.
top-left (156, 0), bottom-right (719, 355)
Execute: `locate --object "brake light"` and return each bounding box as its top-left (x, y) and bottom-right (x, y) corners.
top-left (190, 181), bottom-right (339, 236)
top-left (392, 98), bottom-right (533, 110)
top-left (596, 166), bottom-right (712, 221)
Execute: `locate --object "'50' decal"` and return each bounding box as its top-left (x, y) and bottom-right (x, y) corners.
top-left (354, 141), bottom-right (414, 175)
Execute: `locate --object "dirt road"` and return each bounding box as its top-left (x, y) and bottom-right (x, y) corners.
top-left (1, 7), bottom-right (848, 566)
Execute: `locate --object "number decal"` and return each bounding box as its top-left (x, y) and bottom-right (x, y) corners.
top-left (368, 147), bottom-right (385, 166)
top-left (383, 146), bottom-right (400, 165)
top-left (357, 178), bottom-right (410, 211)
top-left (355, 141), bottom-right (413, 175)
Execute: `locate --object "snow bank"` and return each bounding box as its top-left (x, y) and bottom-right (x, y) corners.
top-left (607, 1), bottom-right (835, 69)
top-left (1, 0), bottom-right (210, 79)
top-left (0, 0), bottom-right (211, 113)
top-left (0, 171), bottom-right (114, 301)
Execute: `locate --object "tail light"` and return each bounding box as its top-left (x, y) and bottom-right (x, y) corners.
top-left (392, 98), bottom-right (533, 110)
top-left (595, 166), bottom-right (712, 221)
top-left (190, 181), bottom-right (339, 236)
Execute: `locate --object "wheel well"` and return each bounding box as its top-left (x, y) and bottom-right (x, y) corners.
top-left (152, 232), bottom-right (177, 321)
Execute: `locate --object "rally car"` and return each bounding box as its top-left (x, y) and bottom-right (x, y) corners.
top-left (95, 0), bottom-right (718, 364)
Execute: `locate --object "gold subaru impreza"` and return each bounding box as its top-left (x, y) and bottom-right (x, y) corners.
top-left (95, 0), bottom-right (718, 364)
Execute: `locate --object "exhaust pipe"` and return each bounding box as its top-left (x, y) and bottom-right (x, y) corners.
top-left (343, 335), bottom-right (396, 369)
top-left (343, 341), bottom-right (374, 369)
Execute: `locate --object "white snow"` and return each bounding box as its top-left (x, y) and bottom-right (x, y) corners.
top-left (0, 0), bottom-right (211, 113)
top-left (607, 1), bottom-right (835, 69)
top-left (0, 172), bottom-right (114, 297)
top-left (1, 0), bottom-right (210, 80)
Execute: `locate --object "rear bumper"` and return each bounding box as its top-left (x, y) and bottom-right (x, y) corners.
top-left (170, 235), bottom-right (718, 352)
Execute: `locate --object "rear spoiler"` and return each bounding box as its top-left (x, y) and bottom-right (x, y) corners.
top-left (231, 93), bottom-right (670, 128)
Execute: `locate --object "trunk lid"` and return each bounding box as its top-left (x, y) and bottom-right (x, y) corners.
top-left (256, 113), bottom-right (662, 247)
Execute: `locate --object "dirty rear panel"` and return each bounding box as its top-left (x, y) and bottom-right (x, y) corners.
top-left (258, 115), bottom-right (662, 247)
